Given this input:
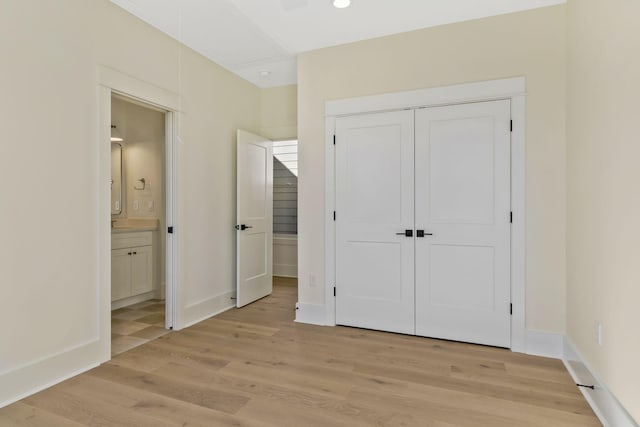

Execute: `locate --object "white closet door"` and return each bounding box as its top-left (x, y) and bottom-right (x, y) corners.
top-left (335, 110), bottom-right (415, 334)
top-left (414, 100), bottom-right (511, 347)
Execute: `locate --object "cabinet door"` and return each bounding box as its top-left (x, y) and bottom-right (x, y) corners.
top-left (131, 245), bottom-right (153, 295)
top-left (111, 248), bottom-right (131, 301)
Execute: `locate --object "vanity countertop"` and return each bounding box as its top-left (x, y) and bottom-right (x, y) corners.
top-left (111, 218), bottom-right (159, 233)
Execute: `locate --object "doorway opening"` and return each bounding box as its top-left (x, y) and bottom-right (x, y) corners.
top-left (273, 140), bottom-right (298, 294)
top-left (109, 94), bottom-right (171, 356)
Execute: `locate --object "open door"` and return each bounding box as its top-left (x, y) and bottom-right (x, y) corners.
top-left (236, 130), bottom-right (273, 307)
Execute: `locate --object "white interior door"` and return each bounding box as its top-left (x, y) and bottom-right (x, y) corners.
top-left (236, 130), bottom-right (273, 308)
top-left (414, 100), bottom-right (511, 347)
top-left (335, 110), bottom-right (415, 334)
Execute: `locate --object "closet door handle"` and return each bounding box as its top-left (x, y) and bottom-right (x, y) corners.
top-left (395, 230), bottom-right (413, 237)
top-left (416, 230), bottom-right (433, 238)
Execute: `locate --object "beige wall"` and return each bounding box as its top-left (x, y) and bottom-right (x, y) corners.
top-left (297, 6), bottom-right (567, 333)
top-left (260, 84), bottom-right (298, 140)
top-left (111, 97), bottom-right (165, 221)
top-left (0, 0), bottom-right (261, 404)
top-left (566, 0), bottom-right (640, 422)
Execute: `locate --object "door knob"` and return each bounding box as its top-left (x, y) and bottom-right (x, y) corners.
top-left (416, 230), bottom-right (433, 238)
top-left (235, 224), bottom-right (253, 231)
top-left (395, 230), bottom-right (413, 237)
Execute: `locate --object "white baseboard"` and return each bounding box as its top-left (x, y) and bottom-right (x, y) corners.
top-left (295, 302), bottom-right (326, 325)
top-left (563, 338), bottom-right (638, 427)
top-left (273, 264), bottom-right (297, 277)
top-left (0, 339), bottom-right (102, 409)
top-left (180, 290), bottom-right (235, 330)
top-left (111, 291), bottom-right (156, 310)
top-left (525, 329), bottom-right (564, 358)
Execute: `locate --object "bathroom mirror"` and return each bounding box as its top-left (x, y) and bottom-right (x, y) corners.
top-left (111, 142), bottom-right (122, 215)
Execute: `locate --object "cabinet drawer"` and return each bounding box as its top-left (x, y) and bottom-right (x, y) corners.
top-left (112, 231), bottom-right (152, 250)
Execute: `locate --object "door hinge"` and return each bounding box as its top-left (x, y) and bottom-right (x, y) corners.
top-left (333, 135), bottom-right (336, 145)
top-left (510, 120), bottom-right (513, 132)
top-left (333, 211), bottom-right (336, 221)
top-left (167, 226), bottom-right (174, 234)
top-left (510, 303), bottom-right (513, 315)
top-left (510, 211), bottom-right (513, 223)
top-left (334, 286), bottom-right (336, 297)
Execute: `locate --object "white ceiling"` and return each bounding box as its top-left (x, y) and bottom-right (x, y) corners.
top-left (111, 0), bottom-right (565, 88)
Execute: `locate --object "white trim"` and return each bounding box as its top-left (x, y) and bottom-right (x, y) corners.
top-left (273, 266), bottom-right (298, 277)
top-left (0, 340), bottom-right (100, 408)
top-left (180, 291), bottom-right (235, 329)
top-left (98, 66), bottom-right (180, 338)
top-left (563, 338), bottom-right (639, 427)
top-left (165, 110), bottom-right (179, 330)
top-left (510, 95), bottom-right (526, 353)
top-left (98, 66), bottom-right (180, 112)
top-left (0, 362), bottom-right (100, 409)
top-left (525, 330), bottom-right (564, 358)
top-left (323, 77), bottom-right (527, 353)
top-left (324, 116), bottom-right (337, 326)
top-left (326, 77), bottom-right (525, 117)
top-left (295, 303), bottom-right (327, 325)
top-left (110, 291), bottom-right (156, 311)
top-left (98, 85), bottom-right (112, 361)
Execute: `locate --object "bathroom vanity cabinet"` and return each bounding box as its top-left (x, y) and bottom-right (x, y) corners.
top-left (111, 231), bottom-right (153, 302)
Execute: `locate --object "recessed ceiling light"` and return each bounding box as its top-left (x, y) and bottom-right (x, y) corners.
top-left (259, 70), bottom-right (271, 77)
top-left (332, 0), bottom-right (351, 9)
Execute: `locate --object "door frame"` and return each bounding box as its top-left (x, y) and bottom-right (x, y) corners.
top-left (324, 77), bottom-right (527, 353)
top-left (98, 66), bottom-right (180, 361)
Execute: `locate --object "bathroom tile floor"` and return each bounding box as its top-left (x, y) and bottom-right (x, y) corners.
top-left (111, 299), bottom-right (169, 356)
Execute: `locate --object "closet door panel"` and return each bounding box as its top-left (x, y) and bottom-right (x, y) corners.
top-left (415, 100), bottom-right (511, 348)
top-left (335, 110), bottom-right (415, 334)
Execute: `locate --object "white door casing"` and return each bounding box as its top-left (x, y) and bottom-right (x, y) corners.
top-left (236, 130), bottom-right (273, 308)
top-left (335, 110), bottom-right (415, 334)
top-left (99, 66), bottom-right (180, 363)
top-left (324, 77), bottom-right (526, 352)
top-left (414, 100), bottom-right (511, 347)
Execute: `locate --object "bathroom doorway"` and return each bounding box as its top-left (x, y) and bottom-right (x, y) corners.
top-left (98, 66), bottom-right (179, 361)
top-left (109, 95), bottom-right (171, 355)
top-left (272, 140), bottom-right (298, 286)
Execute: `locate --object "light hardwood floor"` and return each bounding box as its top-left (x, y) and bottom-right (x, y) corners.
top-left (1, 278), bottom-right (600, 426)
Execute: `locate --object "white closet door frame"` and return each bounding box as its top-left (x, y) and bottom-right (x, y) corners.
top-left (324, 77), bottom-right (526, 353)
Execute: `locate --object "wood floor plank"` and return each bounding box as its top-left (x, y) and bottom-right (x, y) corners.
top-left (87, 363), bottom-right (250, 414)
top-left (110, 338), bottom-right (230, 373)
top-left (58, 375), bottom-right (270, 427)
top-left (354, 361), bottom-right (591, 415)
top-left (149, 358), bottom-right (413, 427)
top-left (23, 389), bottom-right (177, 427)
top-left (0, 278), bottom-right (601, 426)
top-left (0, 402), bottom-right (86, 427)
